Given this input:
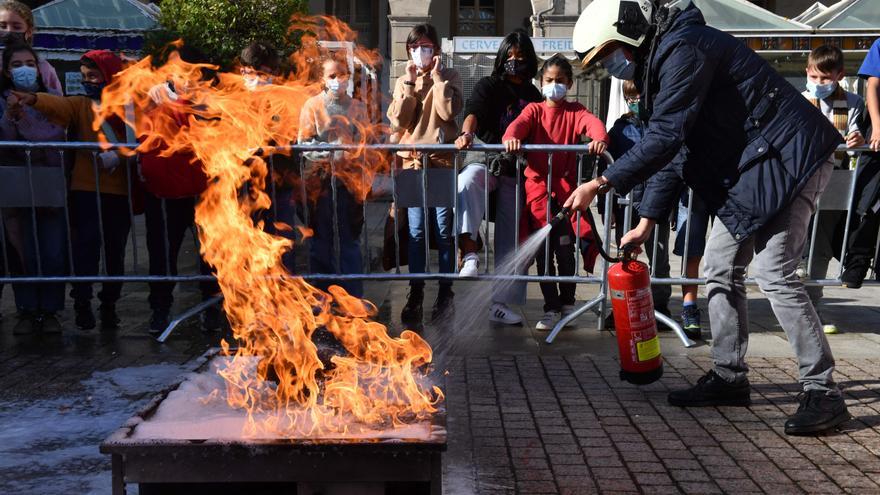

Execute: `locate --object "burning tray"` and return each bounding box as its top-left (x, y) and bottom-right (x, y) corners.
top-left (101, 350), bottom-right (446, 495)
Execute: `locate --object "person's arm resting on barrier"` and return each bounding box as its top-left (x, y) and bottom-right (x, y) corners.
top-left (565, 43), bottom-right (717, 241)
top-left (575, 106), bottom-right (609, 156)
top-left (501, 103), bottom-right (537, 153)
top-left (12, 91), bottom-right (78, 128)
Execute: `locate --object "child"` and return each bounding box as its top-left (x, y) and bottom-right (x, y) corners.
top-left (503, 54), bottom-right (608, 330)
top-left (800, 45), bottom-right (865, 334)
top-left (298, 55), bottom-right (367, 298)
top-left (12, 50), bottom-right (130, 330)
top-left (0, 0), bottom-right (62, 95)
top-left (840, 38), bottom-right (880, 289)
top-left (387, 23), bottom-right (463, 326)
top-left (0, 43), bottom-right (65, 334)
top-left (140, 45), bottom-right (221, 334)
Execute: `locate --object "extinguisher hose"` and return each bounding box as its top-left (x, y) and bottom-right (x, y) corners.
top-left (551, 206), bottom-right (638, 264)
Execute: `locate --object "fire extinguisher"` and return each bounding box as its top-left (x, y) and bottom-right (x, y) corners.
top-left (550, 207), bottom-right (663, 385)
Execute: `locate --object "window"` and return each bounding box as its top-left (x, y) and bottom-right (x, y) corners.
top-left (327, 0), bottom-right (377, 46)
top-left (456, 0), bottom-right (500, 35)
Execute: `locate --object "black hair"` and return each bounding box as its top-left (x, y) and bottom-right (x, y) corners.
top-left (540, 54), bottom-right (573, 82)
top-left (808, 45), bottom-right (844, 74)
top-left (240, 40), bottom-right (281, 72)
top-left (492, 29), bottom-right (538, 80)
top-left (406, 23), bottom-right (440, 50)
top-left (1, 42), bottom-right (46, 93)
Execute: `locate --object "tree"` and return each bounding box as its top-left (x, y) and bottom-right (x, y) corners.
top-left (145, 0), bottom-right (308, 69)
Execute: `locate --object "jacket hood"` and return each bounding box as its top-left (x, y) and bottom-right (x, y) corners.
top-left (664, 3), bottom-right (706, 33)
top-left (81, 50), bottom-right (124, 83)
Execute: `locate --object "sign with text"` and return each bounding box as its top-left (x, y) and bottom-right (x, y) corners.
top-left (452, 37), bottom-right (574, 54)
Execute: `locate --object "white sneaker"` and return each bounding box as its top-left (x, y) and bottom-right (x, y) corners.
top-left (795, 261), bottom-right (808, 280)
top-left (561, 304), bottom-right (576, 327)
top-left (460, 253), bottom-right (480, 277)
top-left (489, 302), bottom-right (523, 325)
top-left (823, 324), bottom-right (839, 334)
top-left (535, 311), bottom-right (561, 331)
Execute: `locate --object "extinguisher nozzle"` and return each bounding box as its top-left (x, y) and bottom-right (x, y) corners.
top-left (550, 207), bottom-right (572, 228)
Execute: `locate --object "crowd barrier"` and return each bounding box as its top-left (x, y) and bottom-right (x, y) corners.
top-left (0, 141), bottom-right (875, 344)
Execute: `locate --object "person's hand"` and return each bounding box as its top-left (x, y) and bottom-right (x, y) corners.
top-left (846, 131), bottom-right (865, 149)
top-left (430, 56), bottom-right (442, 77)
top-left (503, 138), bottom-right (521, 153)
top-left (619, 218), bottom-right (656, 255)
top-left (9, 90), bottom-right (36, 106)
top-left (588, 140), bottom-right (607, 156)
top-left (405, 60), bottom-right (418, 82)
top-left (870, 127), bottom-right (880, 152)
top-left (455, 132), bottom-right (474, 150)
top-left (563, 180), bottom-right (599, 213)
top-left (6, 94), bottom-right (22, 120)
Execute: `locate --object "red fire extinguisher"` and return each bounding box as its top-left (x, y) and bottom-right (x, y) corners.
top-left (551, 207), bottom-right (663, 385)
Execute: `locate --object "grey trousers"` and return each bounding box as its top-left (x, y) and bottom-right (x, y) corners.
top-left (704, 159), bottom-right (838, 393)
top-left (457, 163), bottom-right (526, 306)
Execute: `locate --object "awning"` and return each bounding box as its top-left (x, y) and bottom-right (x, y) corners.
top-left (819, 0), bottom-right (879, 30)
top-left (33, 0), bottom-right (158, 31)
top-left (792, 2), bottom-right (828, 24)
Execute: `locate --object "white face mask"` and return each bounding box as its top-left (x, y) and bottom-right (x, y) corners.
top-left (244, 75), bottom-right (271, 91)
top-left (410, 46), bottom-right (434, 70)
top-left (542, 82), bottom-right (568, 102)
top-left (325, 77), bottom-right (346, 97)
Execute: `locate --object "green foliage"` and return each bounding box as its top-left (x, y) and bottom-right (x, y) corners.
top-left (145, 0), bottom-right (308, 70)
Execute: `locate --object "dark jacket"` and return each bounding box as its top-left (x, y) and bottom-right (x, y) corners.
top-left (603, 5), bottom-right (843, 242)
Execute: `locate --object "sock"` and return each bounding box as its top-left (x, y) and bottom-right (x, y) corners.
top-left (683, 301), bottom-right (697, 309)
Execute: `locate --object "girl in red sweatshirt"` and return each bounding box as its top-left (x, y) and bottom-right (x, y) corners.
top-left (502, 54), bottom-right (609, 331)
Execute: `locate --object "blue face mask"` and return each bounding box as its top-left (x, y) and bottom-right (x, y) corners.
top-left (600, 48), bottom-right (636, 81)
top-left (10, 65), bottom-right (38, 92)
top-left (82, 81), bottom-right (106, 101)
top-left (542, 82), bottom-right (567, 102)
top-left (806, 80), bottom-right (837, 100)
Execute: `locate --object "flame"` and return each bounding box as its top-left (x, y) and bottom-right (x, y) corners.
top-left (96, 17), bottom-right (442, 437)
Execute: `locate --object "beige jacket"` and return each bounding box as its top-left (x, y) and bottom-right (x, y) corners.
top-left (387, 67), bottom-right (463, 169)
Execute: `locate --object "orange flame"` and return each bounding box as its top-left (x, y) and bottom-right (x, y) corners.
top-left (96, 17), bottom-right (442, 437)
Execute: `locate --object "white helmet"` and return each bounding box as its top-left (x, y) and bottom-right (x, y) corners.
top-left (573, 0), bottom-right (654, 68)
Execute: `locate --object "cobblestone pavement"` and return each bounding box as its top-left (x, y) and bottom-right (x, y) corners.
top-left (2, 273), bottom-right (880, 493)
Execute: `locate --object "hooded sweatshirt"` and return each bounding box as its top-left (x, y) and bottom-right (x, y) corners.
top-left (32, 50), bottom-right (130, 195)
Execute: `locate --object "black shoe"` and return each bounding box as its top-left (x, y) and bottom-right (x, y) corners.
top-left (149, 309), bottom-right (170, 335)
top-left (784, 390), bottom-right (850, 435)
top-left (431, 288), bottom-right (454, 321)
top-left (840, 263), bottom-right (868, 289)
top-left (39, 313), bottom-right (63, 334)
top-left (13, 311), bottom-right (37, 335)
top-left (201, 306), bottom-right (225, 332)
top-left (401, 287), bottom-right (424, 326)
top-left (99, 304), bottom-right (120, 329)
top-left (75, 303), bottom-right (96, 330)
top-left (668, 370), bottom-right (751, 407)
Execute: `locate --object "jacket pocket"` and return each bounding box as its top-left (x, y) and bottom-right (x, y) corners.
top-left (737, 134), bottom-right (771, 173)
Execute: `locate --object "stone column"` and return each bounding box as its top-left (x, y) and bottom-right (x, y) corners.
top-left (387, 0), bottom-right (433, 80)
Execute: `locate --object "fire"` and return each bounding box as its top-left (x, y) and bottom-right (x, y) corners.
top-left (96, 18), bottom-right (442, 437)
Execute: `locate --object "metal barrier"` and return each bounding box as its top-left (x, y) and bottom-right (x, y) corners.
top-left (0, 141), bottom-right (876, 345)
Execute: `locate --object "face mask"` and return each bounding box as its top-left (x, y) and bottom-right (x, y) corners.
top-left (542, 82), bottom-right (567, 102)
top-left (410, 47), bottom-right (434, 70)
top-left (504, 59), bottom-right (530, 78)
top-left (627, 102), bottom-right (640, 115)
top-left (82, 81), bottom-right (105, 100)
top-left (600, 48), bottom-right (636, 81)
top-left (326, 78), bottom-right (346, 97)
top-left (10, 65), bottom-right (38, 92)
top-left (806, 80), bottom-right (837, 100)
top-left (0, 31), bottom-right (26, 47)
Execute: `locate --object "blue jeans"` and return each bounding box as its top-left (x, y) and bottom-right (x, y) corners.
top-left (308, 182), bottom-right (364, 298)
top-left (674, 191), bottom-right (710, 258)
top-left (408, 207), bottom-right (453, 289)
top-left (6, 208), bottom-right (67, 312)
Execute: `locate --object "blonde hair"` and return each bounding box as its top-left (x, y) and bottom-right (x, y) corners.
top-left (0, 1), bottom-right (34, 30)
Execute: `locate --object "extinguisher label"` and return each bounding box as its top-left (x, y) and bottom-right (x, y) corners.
top-left (637, 336), bottom-right (661, 362)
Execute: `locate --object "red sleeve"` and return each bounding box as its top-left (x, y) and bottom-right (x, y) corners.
top-left (502, 103), bottom-right (538, 141)
top-left (575, 105), bottom-right (609, 144)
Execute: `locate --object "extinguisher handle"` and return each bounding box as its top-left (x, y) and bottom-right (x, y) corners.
top-left (620, 243), bottom-right (640, 261)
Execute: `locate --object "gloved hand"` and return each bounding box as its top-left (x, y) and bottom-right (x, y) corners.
top-left (147, 82), bottom-right (178, 105)
top-left (97, 150), bottom-right (120, 172)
